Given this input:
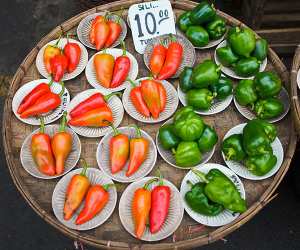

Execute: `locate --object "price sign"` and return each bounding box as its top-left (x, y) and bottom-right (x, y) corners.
top-left (128, 0), bottom-right (176, 54)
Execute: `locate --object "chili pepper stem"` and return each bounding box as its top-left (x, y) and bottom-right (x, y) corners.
top-left (191, 169), bottom-right (209, 184)
top-left (39, 116), bottom-right (45, 133)
top-left (143, 178), bottom-right (159, 190)
top-left (127, 78), bottom-right (137, 87)
top-left (109, 122), bottom-right (120, 136)
top-left (130, 124), bottom-right (142, 138)
top-left (59, 81), bottom-right (65, 96)
top-left (80, 159), bottom-right (89, 176)
top-left (120, 41), bottom-right (127, 56)
top-left (59, 111), bottom-right (68, 132)
top-left (156, 169), bottom-right (164, 186)
top-left (104, 92), bottom-right (122, 102)
top-left (54, 35), bottom-right (62, 47)
top-left (48, 79), bottom-right (54, 87)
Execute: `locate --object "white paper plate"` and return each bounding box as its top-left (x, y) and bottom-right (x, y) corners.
top-left (66, 89), bottom-right (124, 138)
top-left (177, 85), bottom-right (233, 115)
top-left (156, 118), bottom-right (216, 169)
top-left (122, 77), bottom-right (178, 123)
top-left (214, 40), bottom-right (267, 80)
top-left (234, 87), bottom-right (290, 123)
top-left (297, 69), bottom-right (300, 90)
top-left (96, 126), bottom-right (157, 183)
top-left (144, 34), bottom-right (196, 78)
top-left (36, 38), bottom-right (88, 81)
top-left (20, 125), bottom-right (81, 179)
top-left (52, 168), bottom-right (117, 230)
top-left (119, 177), bottom-right (184, 241)
top-left (77, 13), bottom-right (127, 50)
top-left (85, 48), bottom-right (138, 92)
top-left (222, 123), bottom-right (284, 180)
top-left (180, 163), bottom-right (246, 227)
top-left (12, 79), bottom-right (70, 125)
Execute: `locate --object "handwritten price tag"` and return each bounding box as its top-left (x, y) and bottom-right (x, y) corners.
top-left (128, 0), bottom-right (176, 54)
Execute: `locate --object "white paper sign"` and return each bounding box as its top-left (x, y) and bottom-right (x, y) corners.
top-left (128, 0), bottom-right (176, 54)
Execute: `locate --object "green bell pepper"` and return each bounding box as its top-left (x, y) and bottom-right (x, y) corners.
top-left (252, 38), bottom-right (268, 61)
top-left (254, 71), bottom-right (282, 98)
top-left (192, 59), bottom-right (221, 88)
top-left (185, 181), bottom-right (224, 216)
top-left (222, 134), bottom-right (246, 161)
top-left (158, 124), bottom-right (180, 150)
top-left (190, 1), bottom-right (216, 25)
top-left (254, 98), bottom-right (284, 119)
top-left (193, 169), bottom-right (247, 213)
top-left (173, 141), bottom-right (202, 167)
top-left (174, 113), bottom-right (204, 141)
top-left (173, 106), bottom-right (194, 122)
top-left (227, 26), bottom-right (256, 58)
top-left (179, 67), bottom-right (194, 93)
top-left (210, 76), bottom-right (233, 100)
top-left (186, 26), bottom-right (209, 47)
top-left (198, 125), bottom-right (218, 153)
top-left (177, 11), bottom-right (193, 32)
top-left (242, 120), bottom-right (273, 156)
top-left (216, 46), bottom-right (239, 67)
top-left (206, 16), bottom-right (226, 40)
top-left (245, 152), bottom-right (277, 176)
top-left (251, 119), bottom-right (277, 143)
top-left (187, 88), bottom-right (215, 110)
top-left (234, 57), bottom-right (260, 77)
top-left (235, 79), bottom-right (258, 107)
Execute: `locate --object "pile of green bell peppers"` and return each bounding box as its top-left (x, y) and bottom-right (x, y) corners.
top-left (177, 2), bottom-right (227, 47)
top-left (221, 119), bottom-right (278, 176)
top-left (158, 107), bottom-right (218, 168)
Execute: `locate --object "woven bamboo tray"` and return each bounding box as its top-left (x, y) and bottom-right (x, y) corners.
top-left (3, 1), bottom-right (296, 249)
top-left (291, 45), bottom-right (300, 135)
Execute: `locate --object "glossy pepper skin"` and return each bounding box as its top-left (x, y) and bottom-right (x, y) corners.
top-left (156, 81), bottom-right (167, 113)
top-left (254, 71), bottom-right (282, 98)
top-left (192, 59), bottom-right (221, 88)
top-left (187, 88), bottom-right (215, 110)
top-left (245, 153), bottom-right (277, 176)
top-left (76, 184), bottom-right (113, 225)
top-left (177, 11), bottom-right (193, 32)
top-left (185, 181), bottom-right (223, 216)
top-left (227, 27), bottom-right (256, 58)
top-left (17, 82), bottom-right (51, 114)
top-left (174, 112), bottom-right (204, 141)
top-left (216, 46), bottom-right (239, 67)
top-left (173, 141), bottom-right (202, 167)
top-left (173, 106), bottom-right (194, 122)
top-left (64, 159), bottom-right (90, 220)
top-left (104, 15), bottom-right (122, 48)
top-left (68, 105), bottom-right (113, 127)
top-left (179, 67), bottom-right (193, 93)
top-left (70, 92), bottom-right (119, 118)
top-left (157, 38), bottom-right (183, 80)
top-left (126, 125), bottom-right (149, 177)
top-left (243, 120), bottom-right (272, 156)
top-left (132, 178), bottom-right (158, 239)
top-left (234, 57), bottom-right (260, 77)
top-left (254, 98), bottom-right (284, 119)
top-left (109, 124), bottom-right (129, 174)
top-left (90, 15), bottom-right (105, 45)
top-left (43, 37), bottom-right (61, 74)
top-left (63, 36), bottom-right (81, 73)
top-left (94, 20), bottom-right (110, 50)
top-left (129, 80), bottom-right (150, 117)
top-left (94, 53), bottom-right (115, 88)
top-left (158, 124), bottom-right (180, 150)
top-left (190, 1), bottom-right (216, 25)
top-left (150, 176), bottom-right (171, 234)
top-left (149, 44), bottom-right (167, 78)
top-left (251, 119), bottom-right (277, 143)
top-left (198, 125), bottom-right (218, 153)
top-left (235, 79), bottom-right (257, 107)
top-left (31, 118), bottom-right (56, 176)
top-left (50, 54), bottom-right (69, 83)
top-left (210, 76), bottom-right (233, 100)
top-left (51, 112), bottom-right (72, 175)
top-left (186, 26), bottom-right (209, 47)
top-left (252, 38), bottom-right (268, 61)
top-left (192, 169), bottom-right (247, 213)
top-left (222, 134), bottom-right (246, 161)
top-left (206, 16), bottom-right (226, 40)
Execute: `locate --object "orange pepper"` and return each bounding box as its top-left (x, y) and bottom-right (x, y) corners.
top-left (94, 52), bottom-right (115, 88)
top-left (94, 19), bottom-right (110, 50)
top-left (43, 36), bottom-right (62, 74)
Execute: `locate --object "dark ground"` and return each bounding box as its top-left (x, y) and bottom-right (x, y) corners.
top-left (1, 1), bottom-right (300, 250)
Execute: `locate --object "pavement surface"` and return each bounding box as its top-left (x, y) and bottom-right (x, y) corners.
top-left (1, 1), bottom-right (300, 250)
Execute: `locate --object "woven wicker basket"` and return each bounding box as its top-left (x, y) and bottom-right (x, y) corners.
top-left (3, 1), bottom-right (296, 249)
top-left (291, 45), bottom-right (300, 135)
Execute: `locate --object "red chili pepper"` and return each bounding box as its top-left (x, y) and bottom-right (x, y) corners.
top-left (43, 36), bottom-right (62, 74)
top-left (129, 79), bottom-right (150, 117)
top-left (20, 83), bottom-right (64, 119)
top-left (90, 15), bottom-right (105, 45)
top-left (70, 92), bottom-right (120, 118)
top-left (17, 82), bottom-right (52, 114)
top-left (149, 43), bottom-right (167, 78)
top-left (156, 81), bottom-right (167, 113)
top-left (50, 53), bottom-right (69, 82)
top-left (63, 35), bottom-right (81, 73)
top-left (75, 184), bottom-right (113, 225)
top-left (104, 14), bottom-right (122, 48)
top-left (157, 36), bottom-right (183, 80)
top-left (126, 125), bottom-right (149, 177)
top-left (110, 42), bottom-right (131, 88)
top-left (94, 19), bottom-right (110, 50)
top-left (149, 174), bottom-right (171, 234)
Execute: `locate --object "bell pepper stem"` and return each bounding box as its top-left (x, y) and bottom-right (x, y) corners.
top-left (191, 169), bottom-right (209, 184)
top-left (104, 92), bottom-right (122, 102)
top-left (143, 178), bottom-right (159, 190)
top-left (102, 183), bottom-right (115, 191)
top-left (130, 124), bottom-right (142, 138)
top-left (59, 81), bottom-right (65, 96)
top-left (225, 148), bottom-right (235, 161)
top-left (59, 111), bottom-right (67, 132)
top-left (171, 148), bottom-right (176, 155)
top-left (80, 159), bottom-right (89, 176)
top-left (39, 116), bottom-right (45, 133)
top-left (155, 169), bottom-right (164, 186)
